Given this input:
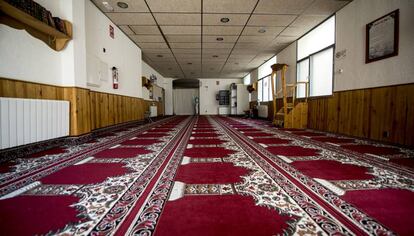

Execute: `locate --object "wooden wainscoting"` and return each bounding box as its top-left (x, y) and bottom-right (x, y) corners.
top-left (308, 84), bottom-right (414, 147)
top-left (0, 78), bottom-right (162, 137)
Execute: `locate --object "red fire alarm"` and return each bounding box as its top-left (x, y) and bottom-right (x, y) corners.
top-left (109, 25), bottom-right (114, 39)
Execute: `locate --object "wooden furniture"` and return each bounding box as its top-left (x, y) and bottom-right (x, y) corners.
top-left (0, 0), bottom-right (72, 51)
top-left (141, 77), bottom-right (152, 89)
top-left (270, 63), bottom-right (308, 128)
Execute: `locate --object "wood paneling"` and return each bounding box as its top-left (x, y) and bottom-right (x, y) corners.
top-left (308, 84), bottom-right (414, 147)
top-left (0, 78), bottom-right (162, 137)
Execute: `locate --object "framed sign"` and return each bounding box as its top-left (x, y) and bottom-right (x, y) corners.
top-left (109, 25), bottom-right (114, 39)
top-left (365, 9), bottom-right (399, 63)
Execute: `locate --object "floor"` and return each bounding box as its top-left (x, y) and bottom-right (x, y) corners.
top-left (0, 116), bottom-right (413, 235)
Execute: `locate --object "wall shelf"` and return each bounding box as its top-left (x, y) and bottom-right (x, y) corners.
top-left (0, 0), bottom-right (72, 51)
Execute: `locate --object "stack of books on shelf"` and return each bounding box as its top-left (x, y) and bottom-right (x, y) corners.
top-left (5, 0), bottom-right (67, 34)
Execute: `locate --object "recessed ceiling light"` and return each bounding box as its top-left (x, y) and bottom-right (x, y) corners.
top-left (258, 28), bottom-right (266, 33)
top-left (220, 17), bottom-right (230, 23)
top-left (216, 37), bottom-right (224, 41)
top-left (212, 55), bottom-right (219, 58)
top-left (117, 1), bottom-right (129, 8)
top-left (102, 2), bottom-right (114, 11)
top-left (156, 55), bottom-right (163, 57)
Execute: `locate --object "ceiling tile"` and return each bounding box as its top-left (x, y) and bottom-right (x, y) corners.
top-left (271, 36), bottom-right (298, 44)
top-left (170, 43), bottom-right (201, 48)
top-left (238, 36), bottom-right (274, 43)
top-left (303, 0), bottom-right (349, 15)
top-left (172, 48), bottom-right (202, 54)
top-left (106, 13), bottom-right (155, 25)
top-left (203, 35), bottom-right (238, 43)
top-left (280, 27), bottom-right (308, 37)
top-left (146, 0), bottom-right (201, 13)
top-left (130, 35), bottom-right (165, 43)
top-left (254, 0), bottom-right (313, 14)
top-left (165, 35), bottom-right (201, 42)
top-left (291, 15), bottom-right (327, 29)
top-left (242, 26), bottom-right (284, 36)
top-left (248, 14), bottom-right (297, 27)
top-left (137, 42), bottom-right (169, 49)
top-left (175, 54), bottom-right (202, 59)
top-left (203, 14), bottom-right (250, 26)
top-left (203, 26), bottom-right (243, 36)
top-left (161, 26), bottom-right (201, 35)
top-left (231, 49), bottom-right (258, 55)
top-left (129, 25), bottom-right (161, 35)
top-left (92, 0), bottom-right (149, 13)
top-left (154, 13), bottom-right (201, 26)
top-left (203, 48), bottom-right (232, 54)
top-left (145, 53), bottom-right (174, 59)
top-left (141, 48), bottom-right (172, 53)
top-left (119, 25), bottom-right (134, 35)
top-left (203, 0), bottom-right (257, 13)
top-left (202, 43), bottom-right (234, 49)
top-left (234, 42), bottom-right (267, 49)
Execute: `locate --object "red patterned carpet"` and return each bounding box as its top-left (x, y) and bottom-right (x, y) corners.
top-left (0, 115), bottom-right (413, 235)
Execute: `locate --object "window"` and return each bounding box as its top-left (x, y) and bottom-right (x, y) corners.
top-left (243, 74), bottom-right (251, 85)
top-left (297, 16), bottom-right (335, 97)
top-left (258, 79), bottom-right (263, 102)
top-left (258, 56), bottom-right (276, 102)
top-left (296, 59), bottom-right (309, 98)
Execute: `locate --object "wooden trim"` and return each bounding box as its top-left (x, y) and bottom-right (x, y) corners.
top-left (0, 78), bottom-right (159, 137)
top-left (308, 83), bottom-right (414, 147)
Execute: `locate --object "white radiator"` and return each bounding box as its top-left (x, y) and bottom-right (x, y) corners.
top-left (258, 105), bottom-right (268, 118)
top-left (0, 98), bottom-right (70, 149)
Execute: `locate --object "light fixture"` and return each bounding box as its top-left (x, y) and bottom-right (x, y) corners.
top-left (216, 37), bottom-right (224, 41)
top-left (258, 28), bottom-right (266, 33)
top-left (220, 17), bottom-right (230, 23)
top-left (102, 1), bottom-right (114, 11)
top-left (117, 1), bottom-right (129, 9)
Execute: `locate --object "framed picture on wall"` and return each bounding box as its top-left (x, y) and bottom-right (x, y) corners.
top-left (365, 9), bottom-right (399, 63)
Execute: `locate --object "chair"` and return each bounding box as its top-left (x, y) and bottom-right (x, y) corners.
top-left (144, 110), bottom-right (153, 123)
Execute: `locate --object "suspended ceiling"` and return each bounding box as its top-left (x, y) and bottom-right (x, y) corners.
top-left (92, 0), bottom-right (351, 79)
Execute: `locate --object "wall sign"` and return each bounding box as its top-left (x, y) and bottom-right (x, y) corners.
top-left (109, 25), bottom-right (114, 39)
top-left (365, 9), bottom-right (399, 63)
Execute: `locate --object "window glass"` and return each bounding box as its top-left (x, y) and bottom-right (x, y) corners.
top-left (310, 47), bottom-right (334, 97)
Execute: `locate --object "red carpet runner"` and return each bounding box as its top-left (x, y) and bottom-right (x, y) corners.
top-left (0, 115), bottom-right (413, 235)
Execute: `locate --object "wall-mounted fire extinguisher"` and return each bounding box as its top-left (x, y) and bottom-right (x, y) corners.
top-left (112, 66), bottom-right (119, 89)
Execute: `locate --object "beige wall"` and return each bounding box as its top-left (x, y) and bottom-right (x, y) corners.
top-left (334, 0), bottom-right (414, 91)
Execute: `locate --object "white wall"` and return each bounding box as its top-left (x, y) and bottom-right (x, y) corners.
top-left (141, 62), bottom-right (164, 100)
top-left (163, 79), bottom-right (173, 115)
top-left (199, 78), bottom-right (243, 115)
top-left (85, 0), bottom-right (142, 98)
top-left (250, 69), bottom-right (259, 102)
top-left (141, 61), bottom-right (174, 115)
top-left (0, 0), bottom-right (84, 87)
top-left (334, 0), bottom-right (414, 91)
top-left (275, 42), bottom-right (297, 95)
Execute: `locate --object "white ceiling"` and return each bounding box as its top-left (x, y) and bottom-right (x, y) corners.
top-left (92, 0), bottom-right (351, 79)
